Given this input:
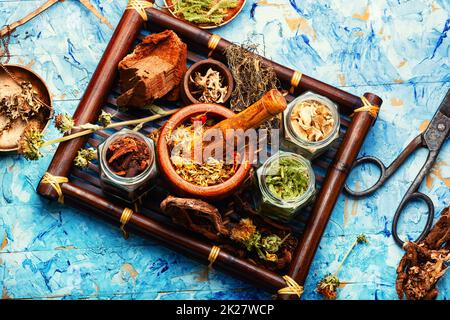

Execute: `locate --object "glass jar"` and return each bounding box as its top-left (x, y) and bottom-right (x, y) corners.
top-left (98, 128), bottom-right (158, 204)
top-left (256, 152), bottom-right (316, 222)
top-left (282, 91), bottom-right (340, 159)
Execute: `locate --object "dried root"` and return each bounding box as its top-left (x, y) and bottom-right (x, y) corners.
top-left (160, 195), bottom-right (297, 270)
top-left (396, 207), bottom-right (450, 300)
top-left (160, 195), bottom-right (230, 241)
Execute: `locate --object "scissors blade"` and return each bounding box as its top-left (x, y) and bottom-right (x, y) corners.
top-left (437, 89), bottom-right (450, 118)
top-left (423, 89), bottom-right (450, 149)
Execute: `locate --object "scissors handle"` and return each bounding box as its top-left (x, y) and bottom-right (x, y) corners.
top-left (343, 156), bottom-right (387, 196)
top-left (392, 192), bottom-right (435, 246)
top-left (344, 135), bottom-right (424, 196)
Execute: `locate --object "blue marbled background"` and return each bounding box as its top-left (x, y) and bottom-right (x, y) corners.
top-left (0, 0), bottom-right (449, 300)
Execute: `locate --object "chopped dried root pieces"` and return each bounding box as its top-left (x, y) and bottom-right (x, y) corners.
top-left (190, 68), bottom-right (228, 103)
top-left (290, 99), bottom-right (334, 142)
top-left (396, 206), bottom-right (450, 300)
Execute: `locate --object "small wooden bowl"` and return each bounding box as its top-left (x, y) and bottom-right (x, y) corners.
top-left (164, 0), bottom-right (247, 29)
top-left (181, 59), bottom-right (234, 106)
top-left (157, 103), bottom-right (252, 200)
top-left (0, 64), bottom-right (52, 153)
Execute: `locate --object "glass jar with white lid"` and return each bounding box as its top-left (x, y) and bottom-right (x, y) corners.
top-left (281, 91), bottom-right (340, 159)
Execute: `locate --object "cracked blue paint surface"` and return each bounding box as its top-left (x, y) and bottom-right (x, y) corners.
top-left (0, 0), bottom-right (449, 300)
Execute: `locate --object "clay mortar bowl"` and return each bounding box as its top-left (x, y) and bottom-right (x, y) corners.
top-left (157, 104), bottom-right (252, 200)
top-left (181, 59), bottom-right (234, 106)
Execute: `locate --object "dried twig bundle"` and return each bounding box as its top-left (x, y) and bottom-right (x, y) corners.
top-left (225, 40), bottom-right (280, 132)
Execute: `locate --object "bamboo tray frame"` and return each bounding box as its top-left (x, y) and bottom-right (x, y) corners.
top-left (37, 5), bottom-right (383, 299)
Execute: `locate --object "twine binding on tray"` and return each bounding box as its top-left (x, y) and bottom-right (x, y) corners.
top-left (120, 208), bottom-right (134, 240)
top-left (208, 245), bottom-right (221, 268)
top-left (289, 70), bottom-right (302, 94)
top-left (126, 0), bottom-right (153, 21)
top-left (41, 172), bottom-right (68, 204)
top-left (277, 275), bottom-right (304, 298)
top-left (352, 96), bottom-right (380, 118)
top-left (207, 34), bottom-right (221, 57)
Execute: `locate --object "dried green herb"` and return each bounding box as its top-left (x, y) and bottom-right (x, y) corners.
top-left (18, 126), bottom-right (44, 161)
top-left (172, 0), bottom-right (238, 25)
top-left (74, 147), bottom-right (96, 169)
top-left (231, 218), bottom-right (290, 262)
top-left (54, 113), bottom-right (75, 134)
top-left (98, 110), bottom-right (113, 127)
top-left (18, 108), bottom-right (180, 161)
top-left (265, 157), bottom-right (309, 200)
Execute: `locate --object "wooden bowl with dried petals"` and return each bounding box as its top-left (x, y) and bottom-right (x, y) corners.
top-left (164, 0), bottom-right (247, 30)
top-left (0, 64), bottom-right (52, 153)
top-left (157, 103), bottom-right (252, 200)
top-left (181, 59), bottom-right (234, 106)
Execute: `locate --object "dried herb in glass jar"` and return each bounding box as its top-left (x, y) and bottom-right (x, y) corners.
top-left (98, 129), bottom-right (158, 203)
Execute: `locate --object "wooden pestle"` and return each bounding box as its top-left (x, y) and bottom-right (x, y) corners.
top-left (197, 89), bottom-right (287, 161)
top-left (210, 89), bottom-right (287, 134)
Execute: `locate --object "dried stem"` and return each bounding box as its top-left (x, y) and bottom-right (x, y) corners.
top-left (42, 108), bottom-right (179, 147)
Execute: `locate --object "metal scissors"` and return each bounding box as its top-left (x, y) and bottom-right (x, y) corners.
top-left (344, 89), bottom-right (450, 246)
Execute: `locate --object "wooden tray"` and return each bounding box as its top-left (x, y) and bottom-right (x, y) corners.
top-left (37, 5), bottom-right (383, 299)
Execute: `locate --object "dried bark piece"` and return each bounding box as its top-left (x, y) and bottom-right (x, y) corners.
top-left (117, 30), bottom-right (187, 108)
top-left (396, 207), bottom-right (450, 300)
top-left (160, 195), bottom-right (230, 241)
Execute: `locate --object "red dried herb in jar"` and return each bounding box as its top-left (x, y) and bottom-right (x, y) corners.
top-left (106, 136), bottom-right (151, 177)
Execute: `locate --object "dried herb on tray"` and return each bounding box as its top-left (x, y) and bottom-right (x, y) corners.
top-left (160, 195), bottom-right (297, 270)
top-left (74, 147), bottom-right (96, 169)
top-left (265, 156), bottom-right (309, 200)
top-left (230, 218), bottom-right (290, 262)
top-left (171, 0), bottom-right (238, 25)
top-left (190, 68), bottom-right (228, 103)
top-left (18, 106), bottom-right (178, 161)
top-left (396, 206), bottom-right (450, 300)
top-left (106, 136), bottom-right (150, 177)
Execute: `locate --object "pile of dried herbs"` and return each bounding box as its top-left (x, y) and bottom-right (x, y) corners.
top-left (290, 99), bottom-right (335, 142)
top-left (168, 117), bottom-right (236, 186)
top-left (230, 218), bottom-right (290, 262)
top-left (265, 157), bottom-right (310, 200)
top-left (172, 0), bottom-right (238, 25)
top-left (0, 81), bottom-right (47, 135)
